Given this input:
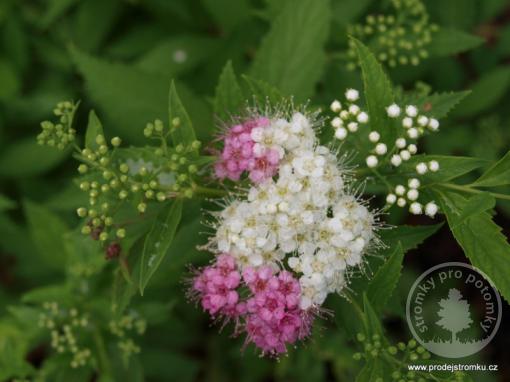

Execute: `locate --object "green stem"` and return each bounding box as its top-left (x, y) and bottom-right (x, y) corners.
top-left (93, 328), bottom-right (112, 377)
top-left (435, 183), bottom-right (510, 201)
top-left (194, 186), bottom-right (228, 197)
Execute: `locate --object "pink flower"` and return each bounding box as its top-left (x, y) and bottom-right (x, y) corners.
top-left (214, 117), bottom-right (280, 183)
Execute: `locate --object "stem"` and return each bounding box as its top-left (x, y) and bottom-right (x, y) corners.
top-left (93, 328), bottom-right (112, 377)
top-left (194, 186), bottom-right (228, 197)
top-left (435, 183), bottom-right (510, 201)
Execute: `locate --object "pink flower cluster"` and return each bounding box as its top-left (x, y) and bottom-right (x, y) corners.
top-left (214, 117), bottom-right (280, 183)
top-left (190, 255), bottom-right (313, 355)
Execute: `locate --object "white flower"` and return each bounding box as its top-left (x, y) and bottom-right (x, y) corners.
top-left (407, 128), bottom-right (419, 139)
top-left (409, 202), bottom-right (422, 215)
top-left (406, 105), bottom-right (418, 117)
top-left (395, 185), bottom-right (406, 196)
top-left (331, 117), bottom-right (342, 128)
top-left (345, 88), bottom-right (359, 101)
top-left (386, 193), bottom-right (397, 204)
top-left (400, 150), bottom-right (411, 161)
top-left (396, 138), bottom-right (407, 148)
top-left (368, 131), bottom-right (380, 142)
top-left (417, 115), bottom-right (429, 126)
top-left (402, 117), bottom-right (413, 128)
top-left (397, 198), bottom-right (406, 207)
top-left (335, 127), bottom-right (348, 140)
top-left (425, 201), bottom-right (438, 217)
top-left (347, 122), bottom-right (359, 132)
top-left (375, 143), bottom-right (387, 155)
top-left (428, 118), bottom-right (439, 131)
top-left (428, 160), bottom-right (440, 172)
top-left (330, 100), bottom-right (342, 112)
top-left (348, 104), bottom-right (360, 115)
top-left (408, 144), bottom-right (417, 154)
top-left (386, 103), bottom-right (401, 118)
top-left (357, 112), bottom-right (369, 124)
top-left (408, 178), bottom-right (420, 189)
top-left (366, 155), bottom-right (378, 168)
top-left (416, 162), bottom-right (428, 174)
top-left (391, 154), bottom-right (402, 167)
top-left (340, 110), bottom-right (350, 120)
top-left (407, 189), bottom-right (419, 201)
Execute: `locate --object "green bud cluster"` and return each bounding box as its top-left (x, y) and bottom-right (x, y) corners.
top-left (36, 101), bottom-right (79, 150)
top-left (38, 302), bottom-right (91, 369)
top-left (344, 0), bottom-right (438, 70)
top-left (109, 312), bottom-right (146, 364)
top-left (354, 333), bottom-right (436, 381)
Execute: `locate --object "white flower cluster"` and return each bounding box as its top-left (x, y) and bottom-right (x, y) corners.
top-left (212, 111), bottom-right (376, 309)
top-left (330, 93), bottom-right (441, 218)
top-left (330, 89), bottom-right (369, 141)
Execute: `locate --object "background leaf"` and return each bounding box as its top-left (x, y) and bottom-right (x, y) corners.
top-left (214, 61), bottom-right (243, 120)
top-left (472, 150), bottom-right (510, 187)
top-left (428, 28), bottom-right (485, 56)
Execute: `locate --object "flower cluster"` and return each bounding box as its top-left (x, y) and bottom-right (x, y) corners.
top-left (191, 107), bottom-right (377, 355)
top-left (72, 118), bottom-right (201, 257)
top-left (330, 89), bottom-right (369, 141)
top-left (343, 0), bottom-right (438, 70)
top-left (190, 254), bottom-right (313, 355)
top-left (38, 302), bottom-right (91, 369)
top-left (109, 311), bottom-right (146, 364)
top-left (36, 101), bottom-right (78, 150)
top-left (330, 90), bottom-right (440, 218)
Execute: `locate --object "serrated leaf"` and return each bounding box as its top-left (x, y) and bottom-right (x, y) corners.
top-left (214, 61), bottom-right (243, 120)
top-left (250, 0), bottom-right (330, 101)
top-left (438, 190), bottom-right (510, 304)
top-left (401, 91), bottom-right (471, 119)
top-left (395, 155), bottom-right (488, 183)
top-left (0, 137), bottom-right (70, 178)
top-left (362, 293), bottom-right (385, 339)
top-left (168, 81), bottom-right (197, 151)
top-left (24, 200), bottom-right (69, 271)
top-left (139, 199), bottom-right (183, 295)
top-left (351, 38), bottom-right (395, 142)
top-left (378, 224), bottom-right (443, 253)
top-left (366, 243), bottom-right (404, 313)
top-left (454, 193), bottom-right (495, 227)
top-left (242, 75), bottom-right (284, 104)
top-left (453, 67), bottom-right (510, 118)
top-left (85, 110), bottom-right (104, 151)
top-left (472, 150), bottom-right (510, 188)
top-left (428, 27), bottom-right (485, 56)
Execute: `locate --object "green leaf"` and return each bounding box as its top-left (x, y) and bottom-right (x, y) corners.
top-left (214, 61), bottom-right (243, 119)
top-left (472, 150), bottom-right (510, 187)
top-left (428, 27), bottom-right (485, 56)
top-left (396, 155), bottom-right (488, 183)
top-left (366, 243), bottom-right (404, 313)
top-left (454, 193), bottom-right (495, 227)
top-left (401, 90), bottom-right (471, 119)
top-left (0, 137), bottom-right (70, 178)
top-left (85, 110), bottom-right (104, 151)
top-left (453, 67), bottom-right (510, 118)
top-left (202, 0), bottom-right (250, 31)
top-left (350, 38), bottom-right (395, 142)
top-left (378, 224), bottom-right (443, 253)
top-left (168, 81), bottom-right (197, 150)
top-left (139, 199), bottom-right (183, 295)
top-left (438, 190), bottom-right (510, 304)
top-left (0, 194), bottom-right (15, 212)
top-left (40, 0), bottom-right (77, 28)
top-left (242, 75), bottom-right (284, 104)
top-left (24, 200), bottom-right (69, 271)
top-left (362, 293), bottom-right (384, 339)
top-left (355, 357), bottom-right (384, 382)
top-left (250, 0), bottom-right (330, 100)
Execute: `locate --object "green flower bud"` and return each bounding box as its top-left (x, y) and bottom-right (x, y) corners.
top-left (100, 157), bottom-right (110, 166)
top-left (178, 174), bottom-right (188, 183)
top-left (139, 167), bottom-right (148, 176)
top-left (104, 217), bottom-right (113, 226)
top-left (88, 209), bottom-right (97, 217)
top-left (188, 164), bottom-right (198, 174)
top-left (145, 190), bottom-right (154, 199)
top-left (120, 175), bottom-right (128, 183)
top-left (175, 144), bottom-right (184, 153)
top-left (137, 203), bottom-right (146, 213)
top-left (131, 184), bottom-right (140, 192)
top-left (116, 228), bottom-right (126, 238)
top-left (95, 135), bottom-right (105, 145)
top-left (101, 202), bottom-right (109, 211)
top-left (99, 232), bottom-right (108, 241)
top-left (387, 346), bottom-right (397, 355)
top-left (80, 182), bottom-right (90, 191)
top-left (118, 190), bottom-right (128, 199)
top-left (110, 179), bottom-right (119, 188)
top-left (101, 184), bottom-right (110, 193)
top-left (81, 225), bottom-right (91, 235)
top-left (76, 208), bottom-right (87, 217)
top-left (119, 163), bottom-right (129, 173)
top-left (356, 333), bottom-right (366, 342)
top-left (103, 171), bottom-right (113, 180)
top-left (149, 180), bottom-right (158, 189)
top-left (78, 164), bottom-right (88, 174)
top-left (353, 352), bottom-right (362, 360)
top-left (156, 192), bottom-right (166, 202)
top-left (154, 119), bottom-right (164, 132)
top-left (111, 137), bottom-right (121, 147)
top-left (98, 145), bottom-right (108, 155)
top-left (184, 189), bottom-right (193, 198)
top-left (171, 117), bottom-right (180, 127)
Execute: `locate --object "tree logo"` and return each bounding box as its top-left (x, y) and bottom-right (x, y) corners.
top-left (406, 262), bottom-right (501, 358)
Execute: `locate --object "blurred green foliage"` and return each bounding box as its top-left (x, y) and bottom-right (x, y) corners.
top-left (0, 0), bottom-right (509, 381)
